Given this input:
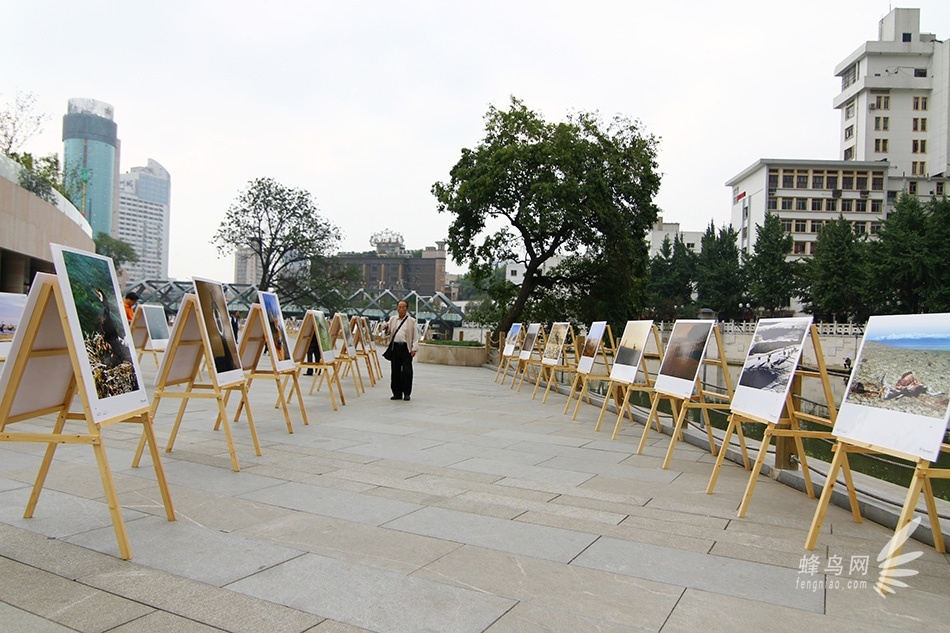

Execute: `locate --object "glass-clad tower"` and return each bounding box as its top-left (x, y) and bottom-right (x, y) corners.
top-left (62, 98), bottom-right (119, 238)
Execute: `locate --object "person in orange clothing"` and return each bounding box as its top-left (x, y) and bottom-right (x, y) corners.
top-left (123, 291), bottom-right (139, 322)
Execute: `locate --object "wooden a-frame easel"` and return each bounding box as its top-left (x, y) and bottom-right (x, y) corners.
top-left (330, 313), bottom-right (365, 398)
top-left (0, 274), bottom-right (175, 560)
top-left (282, 309), bottom-right (344, 412)
top-left (130, 304), bottom-right (166, 369)
top-left (706, 325), bottom-right (861, 520)
top-left (515, 324), bottom-right (547, 392)
top-left (229, 302), bottom-right (308, 433)
top-left (494, 324), bottom-right (525, 385)
top-left (564, 322), bottom-right (616, 419)
top-left (594, 323), bottom-right (665, 440)
top-left (534, 322), bottom-right (578, 402)
top-left (132, 294), bottom-right (261, 472)
top-left (360, 316), bottom-right (383, 379)
top-left (637, 324), bottom-right (735, 469)
top-left (350, 315), bottom-right (379, 387)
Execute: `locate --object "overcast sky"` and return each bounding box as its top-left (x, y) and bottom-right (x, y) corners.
top-left (5, 1), bottom-right (950, 281)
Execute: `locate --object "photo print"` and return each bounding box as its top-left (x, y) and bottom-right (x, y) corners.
top-left (259, 291), bottom-right (294, 371)
top-left (50, 245), bottom-right (148, 422)
top-left (519, 323), bottom-right (541, 360)
top-left (193, 277), bottom-right (243, 385)
top-left (610, 320), bottom-right (654, 384)
top-left (835, 313), bottom-right (950, 462)
top-left (731, 317), bottom-right (812, 423)
top-left (142, 304), bottom-right (170, 349)
top-left (0, 292), bottom-right (28, 358)
top-left (542, 322), bottom-right (569, 365)
top-left (578, 321), bottom-right (606, 374)
top-left (654, 320), bottom-right (715, 398)
top-left (502, 323), bottom-right (523, 357)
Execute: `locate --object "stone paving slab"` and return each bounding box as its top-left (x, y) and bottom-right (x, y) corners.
top-left (239, 481), bottom-right (422, 525)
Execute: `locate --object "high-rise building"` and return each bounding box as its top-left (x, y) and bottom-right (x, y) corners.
top-left (62, 98), bottom-right (120, 238)
top-left (835, 8), bottom-right (948, 181)
top-left (115, 159), bottom-right (171, 281)
top-left (234, 243), bottom-right (262, 285)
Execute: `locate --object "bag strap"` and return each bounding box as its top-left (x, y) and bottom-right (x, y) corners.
top-left (388, 316), bottom-right (407, 343)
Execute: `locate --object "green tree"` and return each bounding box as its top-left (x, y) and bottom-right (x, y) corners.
top-left (213, 177), bottom-right (350, 304)
top-left (10, 152), bottom-right (73, 204)
top-left (865, 195), bottom-right (950, 314)
top-left (801, 216), bottom-right (867, 321)
top-left (94, 232), bottom-right (139, 271)
top-left (0, 91), bottom-right (49, 156)
top-left (432, 97), bottom-right (661, 335)
top-left (745, 212), bottom-right (796, 316)
top-left (647, 235), bottom-right (696, 319)
top-left (695, 222), bottom-right (745, 319)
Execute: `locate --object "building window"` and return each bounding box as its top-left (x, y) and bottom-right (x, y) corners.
top-left (874, 95), bottom-right (890, 110)
top-left (794, 242), bottom-right (806, 254)
top-left (912, 117), bottom-right (927, 132)
top-left (908, 181), bottom-right (918, 195)
top-left (845, 102), bottom-right (855, 119)
top-left (844, 125), bottom-right (854, 140)
top-left (768, 172), bottom-right (779, 188)
top-left (854, 222), bottom-right (866, 234)
top-left (902, 32), bottom-right (912, 42)
top-left (844, 147), bottom-right (854, 161)
top-left (811, 199), bottom-right (823, 211)
top-left (781, 219), bottom-right (792, 232)
top-left (767, 197), bottom-right (777, 210)
top-left (809, 221), bottom-right (821, 233)
top-left (842, 173), bottom-right (854, 190)
top-left (841, 199), bottom-right (853, 212)
top-left (842, 65), bottom-right (858, 90)
top-left (855, 199), bottom-right (867, 213)
top-left (856, 175), bottom-right (868, 190)
top-left (937, 182), bottom-right (944, 196)
top-left (870, 222), bottom-right (881, 234)
top-left (782, 173), bottom-right (794, 188)
top-left (794, 220), bottom-right (806, 233)
top-left (913, 96), bottom-right (928, 111)
top-left (874, 116), bottom-right (889, 131)
top-left (826, 174), bottom-right (838, 189)
top-left (912, 139), bottom-right (927, 153)
top-left (812, 173), bottom-right (824, 188)
top-left (871, 200), bottom-right (882, 213)
top-left (796, 198), bottom-right (807, 211)
top-left (914, 68), bottom-right (927, 78)
top-left (826, 199), bottom-right (837, 212)
top-left (911, 161), bottom-right (926, 175)
top-left (872, 175), bottom-right (884, 190)
top-left (874, 138), bottom-right (889, 152)
top-left (796, 173), bottom-right (808, 188)
top-left (781, 198), bottom-right (793, 210)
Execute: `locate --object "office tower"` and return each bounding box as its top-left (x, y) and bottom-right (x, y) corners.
top-left (62, 98), bottom-right (120, 238)
top-left (116, 159), bottom-right (171, 281)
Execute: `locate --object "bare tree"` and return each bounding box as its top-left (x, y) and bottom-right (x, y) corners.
top-left (0, 91), bottom-right (49, 156)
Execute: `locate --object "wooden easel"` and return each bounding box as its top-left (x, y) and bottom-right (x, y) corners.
top-left (132, 294), bottom-right (261, 472)
top-left (350, 315), bottom-right (378, 386)
top-left (535, 322), bottom-right (579, 402)
top-left (707, 325), bottom-right (854, 518)
top-left (330, 312), bottom-right (365, 398)
top-left (230, 303), bottom-right (308, 433)
top-left (564, 322), bottom-right (615, 419)
top-left (0, 273), bottom-right (174, 560)
top-left (593, 322), bottom-right (665, 439)
top-left (637, 323), bottom-right (735, 469)
top-left (360, 317), bottom-right (383, 379)
top-left (283, 309), bottom-right (344, 411)
top-left (130, 304), bottom-right (167, 369)
top-left (494, 323), bottom-right (524, 385)
top-left (515, 324), bottom-right (547, 392)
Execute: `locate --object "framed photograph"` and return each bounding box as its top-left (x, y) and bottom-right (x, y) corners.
top-left (502, 323), bottom-right (523, 358)
top-left (519, 323), bottom-right (541, 360)
top-left (316, 311), bottom-right (336, 363)
top-left (654, 320), bottom-right (715, 399)
top-left (542, 322), bottom-right (569, 366)
top-left (609, 320), bottom-right (653, 385)
top-left (578, 321), bottom-right (606, 374)
top-left (50, 244), bottom-right (148, 423)
top-left (258, 291), bottom-right (295, 372)
top-left (193, 277), bottom-right (243, 386)
top-left (141, 304), bottom-right (170, 351)
top-left (0, 292), bottom-right (28, 359)
top-left (731, 317), bottom-right (812, 423)
top-left (834, 313), bottom-right (950, 462)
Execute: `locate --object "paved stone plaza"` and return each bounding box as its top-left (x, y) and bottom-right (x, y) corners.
top-left (0, 360), bottom-right (947, 632)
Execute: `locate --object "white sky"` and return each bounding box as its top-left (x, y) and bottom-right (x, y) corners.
top-left (5, 2), bottom-right (950, 281)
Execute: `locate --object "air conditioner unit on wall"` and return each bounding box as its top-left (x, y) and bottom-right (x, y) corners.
top-left (869, 103), bottom-right (877, 110)
top-left (832, 189), bottom-right (842, 198)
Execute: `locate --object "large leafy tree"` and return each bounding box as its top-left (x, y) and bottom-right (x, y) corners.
top-left (745, 212), bottom-right (796, 316)
top-left (94, 232), bottom-right (139, 271)
top-left (213, 177), bottom-right (353, 304)
top-left (647, 235), bottom-right (696, 319)
top-left (432, 97), bottom-right (661, 335)
top-left (801, 216), bottom-right (867, 321)
top-left (695, 222), bottom-right (745, 320)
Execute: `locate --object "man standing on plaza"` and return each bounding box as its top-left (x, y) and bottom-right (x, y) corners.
top-left (385, 300), bottom-right (419, 401)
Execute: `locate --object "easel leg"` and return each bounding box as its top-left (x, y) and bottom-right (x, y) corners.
top-left (737, 425), bottom-right (774, 518)
top-left (274, 375), bottom-right (295, 434)
top-left (661, 403), bottom-right (689, 469)
top-left (791, 424), bottom-right (816, 498)
top-left (877, 468), bottom-right (927, 594)
top-left (241, 384), bottom-right (263, 457)
top-left (91, 437), bottom-right (132, 560)
top-left (611, 387), bottom-right (634, 441)
top-left (24, 408), bottom-right (70, 517)
top-left (594, 383), bottom-right (614, 432)
top-left (636, 393), bottom-right (661, 454)
top-left (139, 412), bottom-right (176, 521)
top-left (563, 374), bottom-right (579, 415)
top-left (922, 476), bottom-right (945, 553)
top-left (804, 443), bottom-right (848, 550)
top-left (706, 415), bottom-right (737, 494)
top-left (291, 373), bottom-right (310, 425)
top-left (839, 455), bottom-right (863, 523)
top-left (572, 379), bottom-right (588, 420)
top-left (217, 393), bottom-right (241, 472)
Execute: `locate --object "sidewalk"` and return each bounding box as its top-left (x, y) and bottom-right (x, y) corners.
top-left (0, 360), bottom-right (947, 632)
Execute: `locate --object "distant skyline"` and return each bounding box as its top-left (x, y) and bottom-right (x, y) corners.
top-left (5, 2), bottom-right (950, 282)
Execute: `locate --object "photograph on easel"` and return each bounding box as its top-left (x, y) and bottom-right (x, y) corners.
top-left (610, 320), bottom-right (653, 384)
top-left (259, 291), bottom-right (294, 370)
top-left (193, 277), bottom-right (243, 384)
top-left (731, 317), bottom-right (812, 423)
top-left (835, 313), bottom-right (950, 462)
top-left (578, 321), bottom-right (606, 374)
top-left (542, 322), bottom-right (568, 364)
top-left (519, 323), bottom-right (540, 360)
top-left (502, 323), bottom-right (523, 357)
top-left (654, 320), bottom-right (715, 398)
top-left (315, 311), bottom-right (336, 362)
top-left (0, 292), bottom-right (28, 358)
top-left (142, 305), bottom-right (170, 349)
top-left (50, 245), bottom-right (148, 420)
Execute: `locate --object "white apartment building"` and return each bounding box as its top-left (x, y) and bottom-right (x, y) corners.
top-left (234, 244), bottom-right (262, 285)
top-left (115, 159), bottom-right (171, 281)
top-left (835, 7), bottom-right (948, 189)
top-left (649, 217), bottom-right (703, 257)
